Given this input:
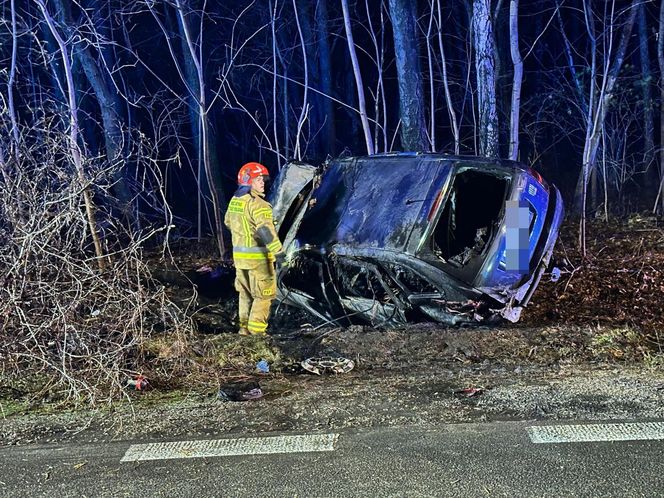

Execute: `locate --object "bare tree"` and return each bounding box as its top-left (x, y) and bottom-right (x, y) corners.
top-left (365, 0), bottom-right (389, 153)
top-left (425, 0), bottom-right (436, 151)
top-left (508, 0), bottom-right (523, 161)
top-left (292, 0), bottom-right (310, 160)
top-left (270, 0), bottom-right (281, 167)
top-left (316, 0), bottom-right (336, 155)
top-left (175, 0), bottom-right (227, 256)
top-left (656, 0), bottom-right (664, 214)
top-left (472, 0), bottom-right (499, 157)
top-left (341, 0), bottom-right (375, 154)
top-left (146, 0), bottom-right (226, 256)
top-left (637, 4), bottom-right (655, 176)
top-left (7, 0), bottom-right (20, 160)
top-left (49, 0), bottom-right (135, 226)
top-left (34, 0), bottom-right (107, 270)
top-left (389, 0), bottom-right (427, 151)
top-left (576, 0), bottom-right (638, 254)
top-left (435, 0), bottom-right (460, 154)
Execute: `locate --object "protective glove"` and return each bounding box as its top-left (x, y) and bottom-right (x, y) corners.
top-left (274, 251), bottom-right (288, 268)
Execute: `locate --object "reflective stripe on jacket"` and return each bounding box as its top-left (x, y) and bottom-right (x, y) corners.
top-left (224, 190), bottom-right (283, 269)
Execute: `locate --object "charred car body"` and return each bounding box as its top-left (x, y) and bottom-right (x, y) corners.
top-left (269, 153), bottom-right (564, 326)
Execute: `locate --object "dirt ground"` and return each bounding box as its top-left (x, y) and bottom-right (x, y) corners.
top-left (2, 323), bottom-right (663, 447)
top-left (1, 218), bottom-right (664, 446)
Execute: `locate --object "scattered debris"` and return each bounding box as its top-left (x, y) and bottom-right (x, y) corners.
top-left (217, 381), bottom-right (264, 402)
top-left (127, 375), bottom-right (149, 391)
top-left (301, 356), bottom-right (355, 375)
top-left (550, 267), bottom-right (561, 282)
top-left (256, 359), bottom-right (270, 374)
top-left (454, 387), bottom-right (484, 398)
top-left (524, 217), bottom-right (664, 351)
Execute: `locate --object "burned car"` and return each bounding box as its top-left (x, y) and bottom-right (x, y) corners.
top-left (269, 153), bottom-right (564, 326)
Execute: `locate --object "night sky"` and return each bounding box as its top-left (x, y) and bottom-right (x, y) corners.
top-left (2, 0), bottom-right (663, 230)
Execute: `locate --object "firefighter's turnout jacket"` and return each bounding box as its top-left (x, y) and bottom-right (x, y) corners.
top-left (224, 188), bottom-right (283, 335)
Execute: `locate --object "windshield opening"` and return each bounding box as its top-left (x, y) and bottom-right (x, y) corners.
top-left (277, 179), bottom-right (314, 241)
top-left (432, 170), bottom-right (509, 266)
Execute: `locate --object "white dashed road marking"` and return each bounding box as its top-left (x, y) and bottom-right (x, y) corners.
top-left (527, 422), bottom-right (664, 444)
top-left (120, 433), bottom-right (338, 462)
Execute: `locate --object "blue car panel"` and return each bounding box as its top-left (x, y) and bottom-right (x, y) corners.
top-left (269, 153), bottom-right (564, 326)
top-left (295, 157), bottom-right (452, 251)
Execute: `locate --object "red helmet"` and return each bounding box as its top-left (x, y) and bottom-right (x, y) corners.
top-left (237, 162), bottom-right (269, 186)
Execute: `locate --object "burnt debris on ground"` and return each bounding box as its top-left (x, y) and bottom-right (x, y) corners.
top-left (152, 216), bottom-right (664, 364)
top-left (2, 218), bottom-right (661, 411)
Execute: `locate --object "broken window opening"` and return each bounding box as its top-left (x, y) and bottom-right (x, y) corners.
top-left (432, 170), bottom-right (509, 266)
top-left (277, 179), bottom-right (314, 241)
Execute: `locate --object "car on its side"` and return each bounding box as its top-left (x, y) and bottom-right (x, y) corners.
top-left (268, 153), bottom-right (564, 326)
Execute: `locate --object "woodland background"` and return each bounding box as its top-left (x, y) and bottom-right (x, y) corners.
top-left (1, 0), bottom-right (663, 403)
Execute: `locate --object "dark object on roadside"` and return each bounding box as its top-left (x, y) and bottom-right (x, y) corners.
top-left (127, 375), bottom-right (149, 391)
top-left (269, 154), bottom-right (564, 326)
top-left (454, 387), bottom-right (484, 398)
top-left (218, 381), bottom-right (264, 402)
top-left (301, 356), bottom-right (355, 375)
top-left (281, 362), bottom-right (305, 374)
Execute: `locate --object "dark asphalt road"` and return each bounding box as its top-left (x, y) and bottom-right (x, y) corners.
top-left (1, 421), bottom-right (662, 497)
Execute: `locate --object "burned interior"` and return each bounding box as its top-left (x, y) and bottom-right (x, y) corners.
top-left (432, 169), bottom-right (509, 267)
top-left (270, 154), bottom-right (564, 327)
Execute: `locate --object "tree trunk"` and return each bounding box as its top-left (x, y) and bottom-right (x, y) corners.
top-left (557, 2), bottom-right (588, 116)
top-left (638, 5), bottom-right (655, 167)
top-left (472, 0), bottom-right (499, 157)
top-left (656, 0), bottom-right (664, 214)
top-left (7, 0), bottom-right (20, 160)
top-left (435, 0), bottom-right (460, 154)
top-left (273, 18), bottom-right (291, 159)
top-left (54, 0), bottom-right (135, 226)
top-left (270, 0), bottom-right (281, 168)
top-left (315, 0), bottom-right (336, 155)
top-left (77, 48), bottom-right (132, 205)
top-left (365, 0), bottom-right (388, 153)
top-left (508, 0), bottom-right (523, 161)
top-left (293, 0), bottom-right (310, 161)
top-left (297, 0), bottom-right (324, 159)
top-left (35, 0), bottom-right (107, 270)
top-left (576, 0), bottom-right (638, 253)
top-left (175, 0), bottom-right (226, 258)
top-left (388, 0), bottom-right (427, 151)
top-left (173, 7), bottom-right (211, 240)
top-left (637, 4), bottom-right (656, 201)
top-left (341, 0), bottom-right (374, 155)
top-left (426, 1), bottom-right (436, 151)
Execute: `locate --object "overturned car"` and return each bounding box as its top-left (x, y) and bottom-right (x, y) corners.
top-left (269, 153), bottom-right (564, 326)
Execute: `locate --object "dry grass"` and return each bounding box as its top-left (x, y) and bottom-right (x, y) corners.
top-left (0, 132), bottom-right (195, 406)
top-left (523, 215), bottom-right (664, 356)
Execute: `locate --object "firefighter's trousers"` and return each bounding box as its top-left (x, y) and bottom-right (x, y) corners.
top-left (234, 262), bottom-right (277, 335)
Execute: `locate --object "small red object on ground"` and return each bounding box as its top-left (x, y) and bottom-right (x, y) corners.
top-left (454, 387), bottom-right (483, 398)
top-left (128, 375), bottom-right (149, 391)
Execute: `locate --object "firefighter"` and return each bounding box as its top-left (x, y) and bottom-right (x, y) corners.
top-left (224, 162), bottom-right (284, 336)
